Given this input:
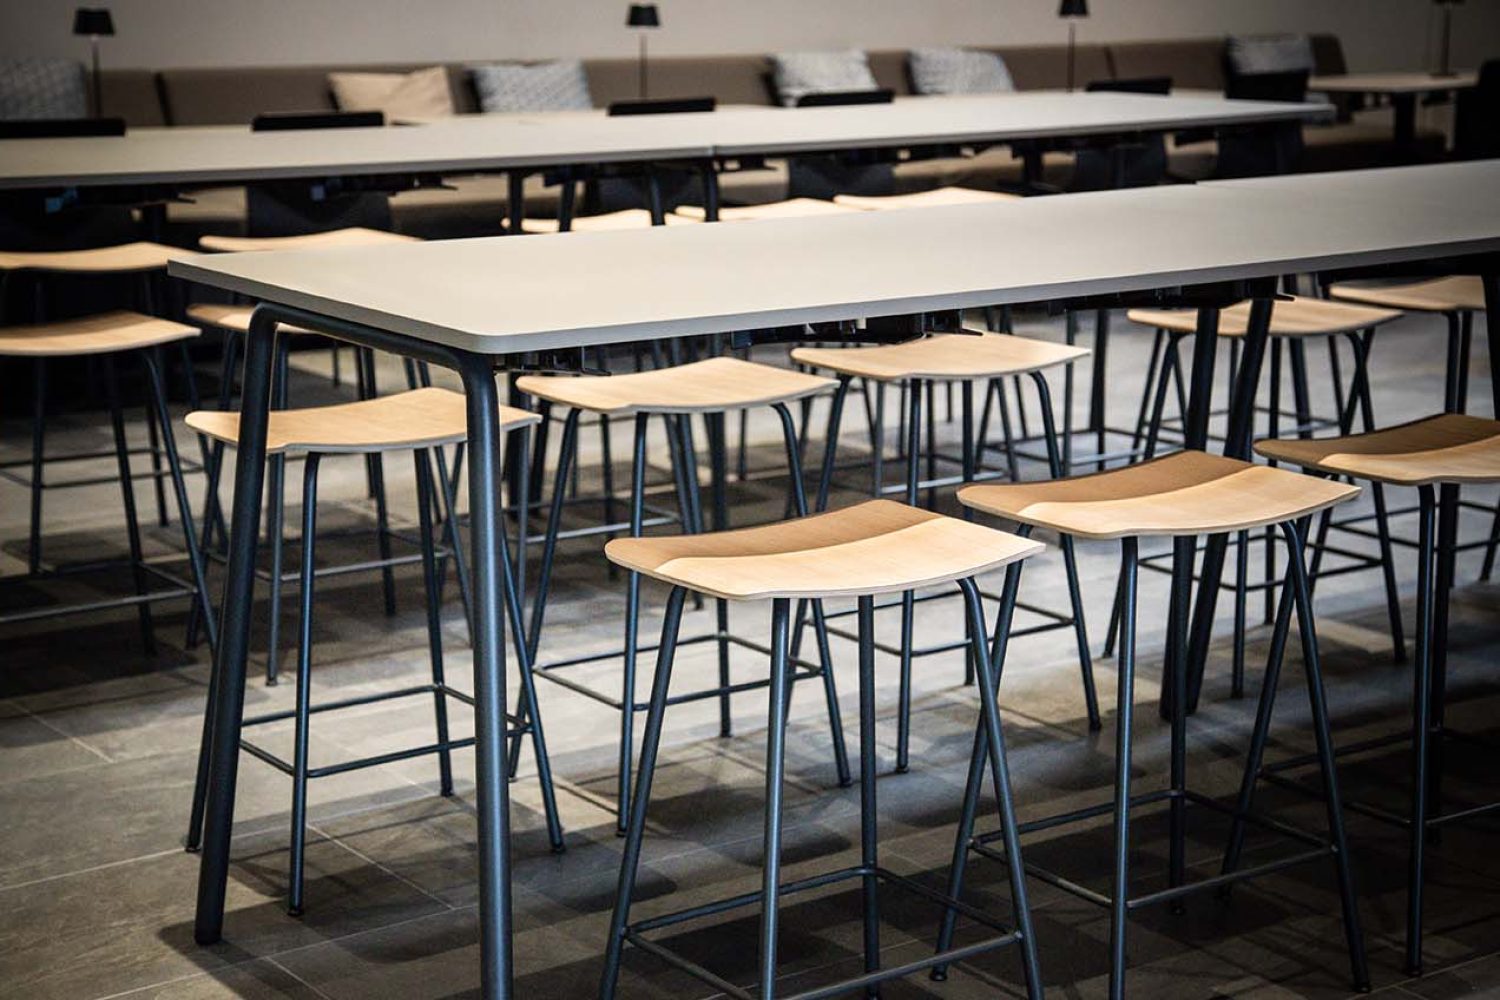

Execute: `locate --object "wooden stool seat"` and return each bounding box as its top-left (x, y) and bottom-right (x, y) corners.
top-left (675, 198), bottom-right (861, 221)
top-left (0, 310), bottom-right (199, 357)
top-left (186, 302), bottom-right (315, 335)
top-left (186, 386), bottom-right (538, 455)
top-left (198, 227), bottom-right (418, 253)
top-left (833, 187), bottom-right (1021, 211)
top-left (0, 241), bottom-right (186, 273)
top-left (791, 331), bottom-right (1088, 383)
top-left (1255, 414), bottom-right (1500, 487)
top-left (605, 498), bottom-right (1042, 600)
top-left (515, 356), bottom-right (832, 415)
top-left (524, 210), bottom-right (694, 234)
top-left (959, 450), bottom-right (1359, 540)
top-left (1127, 295), bottom-right (1402, 338)
top-left (1328, 275), bottom-right (1485, 314)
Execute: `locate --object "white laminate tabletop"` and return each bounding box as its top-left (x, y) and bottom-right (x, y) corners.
top-left (1309, 72), bottom-right (1478, 94)
top-left (169, 161), bottom-right (1500, 357)
top-left (0, 91), bottom-right (1326, 192)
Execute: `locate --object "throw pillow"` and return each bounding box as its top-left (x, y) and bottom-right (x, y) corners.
top-left (1227, 35), bottom-right (1315, 76)
top-left (470, 60), bottom-right (594, 113)
top-left (0, 58), bottom-right (88, 119)
top-left (328, 65), bottom-right (455, 120)
top-left (770, 50), bottom-right (878, 107)
top-left (909, 47), bottom-right (1015, 95)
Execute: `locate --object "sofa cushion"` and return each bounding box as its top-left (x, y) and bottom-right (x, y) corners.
top-left (98, 69), bottom-right (166, 126)
top-left (992, 44), bottom-right (1112, 90)
top-left (909, 48), bottom-right (1014, 95)
top-left (471, 60), bottom-right (593, 113)
top-left (0, 58), bottom-right (88, 119)
top-left (1107, 39), bottom-right (1226, 90)
top-left (770, 50), bottom-right (877, 106)
top-left (330, 66), bottom-right (454, 119)
top-left (1226, 35), bottom-right (1315, 76)
top-left (865, 50), bottom-right (915, 96)
top-left (583, 55), bottom-right (774, 107)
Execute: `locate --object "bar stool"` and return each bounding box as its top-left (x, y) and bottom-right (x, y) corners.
top-left (1255, 413), bottom-right (1500, 975)
top-left (183, 387), bottom-right (564, 910)
top-left (0, 311), bottom-right (216, 650)
top-left (0, 242), bottom-right (203, 575)
top-left (791, 331), bottom-right (1101, 771)
top-left (1120, 294), bottom-right (1408, 687)
top-left (946, 451), bottom-right (1369, 999)
top-left (518, 356), bottom-right (852, 834)
top-left (600, 499), bottom-right (1044, 1000)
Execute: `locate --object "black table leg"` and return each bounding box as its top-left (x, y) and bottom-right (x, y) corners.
top-left (194, 308), bottom-right (277, 944)
top-left (1392, 93), bottom-right (1417, 160)
top-left (1484, 271), bottom-right (1499, 418)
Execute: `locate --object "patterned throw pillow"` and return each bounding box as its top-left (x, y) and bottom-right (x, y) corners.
top-left (770, 50), bottom-right (878, 107)
top-left (909, 47), bottom-right (1015, 96)
top-left (470, 60), bottom-right (594, 114)
top-left (1227, 35), bottom-right (1315, 76)
top-left (329, 66), bottom-right (455, 120)
top-left (0, 58), bottom-right (88, 119)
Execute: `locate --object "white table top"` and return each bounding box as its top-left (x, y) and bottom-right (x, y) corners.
top-left (1309, 72), bottom-right (1478, 94)
top-left (170, 161), bottom-right (1500, 357)
top-left (0, 91), bottom-right (1328, 192)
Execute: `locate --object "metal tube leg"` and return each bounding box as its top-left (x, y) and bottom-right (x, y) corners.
top-left (1345, 332), bottom-right (1406, 660)
top-left (288, 453), bottom-right (322, 917)
top-left (600, 587), bottom-right (688, 1000)
top-left (1109, 538), bottom-right (1140, 1000)
top-left (415, 450), bottom-right (454, 798)
top-left (617, 413), bottom-right (650, 836)
top-left (758, 598), bottom-right (794, 1000)
top-left (104, 353), bottom-right (156, 654)
top-left (28, 358), bottom-right (46, 574)
top-left (1406, 486), bottom-right (1438, 975)
top-left (960, 577), bottom-right (1044, 1000)
top-left (1232, 531), bottom-right (1249, 697)
top-left (144, 371), bottom-right (170, 528)
top-left (194, 309), bottom-right (276, 947)
top-left (856, 595), bottom-right (881, 996)
top-left (457, 356), bottom-right (514, 1000)
top-left (264, 339), bottom-right (291, 685)
top-left (1428, 483), bottom-right (1457, 841)
top-left (1167, 534), bottom-right (1192, 911)
top-left (708, 412), bottom-right (733, 738)
top-left (1282, 519), bottom-right (1370, 990)
top-left (524, 409), bottom-right (580, 663)
top-left (896, 379), bottom-right (922, 773)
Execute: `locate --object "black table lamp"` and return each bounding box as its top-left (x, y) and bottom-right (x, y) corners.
top-left (1059, 0), bottom-right (1088, 92)
top-left (1433, 0), bottom-right (1464, 78)
top-left (626, 3), bottom-right (661, 99)
top-left (73, 7), bottom-right (114, 116)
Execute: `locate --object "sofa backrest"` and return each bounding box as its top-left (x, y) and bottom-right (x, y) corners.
top-left (97, 69), bottom-right (167, 126)
top-left (991, 43), bottom-right (1112, 90)
top-left (1108, 38), bottom-right (1226, 90)
top-left (582, 54), bottom-right (773, 107)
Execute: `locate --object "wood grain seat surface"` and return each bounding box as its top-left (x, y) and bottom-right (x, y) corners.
top-left (792, 332), bottom-right (1088, 383)
top-left (675, 198), bottom-right (862, 221)
top-left (523, 210), bottom-right (694, 234)
top-left (186, 303), bottom-right (313, 335)
top-left (1328, 275), bottom-right (1485, 314)
top-left (198, 227), bottom-right (419, 253)
top-left (1127, 295), bottom-right (1402, 338)
top-left (1254, 414), bottom-right (1500, 487)
top-left (0, 310), bottom-right (199, 357)
top-left (958, 450), bottom-right (1359, 540)
top-left (833, 187), bottom-right (1022, 210)
top-left (605, 498), bottom-right (1043, 600)
top-left (185, 386), bottom-right (537, 455)
top-left (0, 242), bottom-right (187, 273)
top-left (515, 356), bottom-right (833, 415)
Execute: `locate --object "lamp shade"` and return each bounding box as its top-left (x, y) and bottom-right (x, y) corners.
top-left (73, 7), bottom-right (114, 36)
top-left (1058, 0), bottom-right (1088, 17)
top-left (626, 3), bottom-right (660, 27)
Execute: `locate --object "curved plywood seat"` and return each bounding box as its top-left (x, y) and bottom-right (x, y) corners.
top-left (1255, 414), bottom-right (1500, 487)
top-left (523, 210), bottom-right (694, 234)
top-left (0, 310), bottom-right (199, 357)
top-left (185, 386), bottom-right (538, 455)
top-left (198, 227), bottom-right (419, 253)
top-left (834, 187), bottom-right (1021, 211)
top-left (959, 450), bottom-right (1359, 540)
top-left (605, 498), bottom-right (1043, 600)
top-left (186, 303), bottom-right (313, 335)
top-left (674, 198), bottom-right (861, 222)
top-left (1328, 275), bottom-right (1485, 314)
top-left (515, 356), bottom-right (833, 415)
top-left (791, 332), bottom-right (1088, 383)
top-left (1127, 295), bottom-right (1402, 338)
top-left (0, 242), bottom-right (186, 273)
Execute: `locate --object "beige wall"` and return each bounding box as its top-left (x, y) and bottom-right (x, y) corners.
top-left (3, 0), bottom-right (1496, 72)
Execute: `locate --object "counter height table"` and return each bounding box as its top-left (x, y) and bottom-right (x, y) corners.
top-left (1309, 71), bottom-right (1478, 155)
top-left (171, 161), bottom-right (1500, 999)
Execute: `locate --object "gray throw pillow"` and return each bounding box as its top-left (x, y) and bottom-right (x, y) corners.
top-left (470, 60), bottom-right (593, 113)
top-left (0, 58), bottom-right (88, 119)
top-left (909, 47), bottom-right (1015, 96)
top-left (770, 50), bottom-right (878, 107)
top-left (1227, 35), bottom-right (1315, 76)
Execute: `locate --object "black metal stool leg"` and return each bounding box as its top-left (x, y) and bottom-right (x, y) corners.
top-left (415, 449), bottom-right (454, 798)
top-left (1232, 530), bottom-right (1249, 697)
top-left (28, 357), bottom-right (47, 574)
top-left (758, 597), bottom-right (794, 999)
top-left (617, 413), bottom-right (650, 836)
top-left (103, 353), bottom-right (156, 654)
top-left (855, 594), bottom-right (881, 997)
top-left (1407, 486), bottom-right (1437, 975)
top-left (1167, 535), bottom-right (1192, 913)
top-left (707, 412), bottom-right (733, 738)
top-left (288, 452), bottom-right (321, 917)
top-left (265, 338), bottom-right (290, 684)
top-left (600, 586), bottom-right (688, 1000)
top-left (896, 378), bottom-right (922, 773)
top-left (1109, 537), bottom-right (1140, 1000)
top-left (524, 409), bottom-right (581, 662)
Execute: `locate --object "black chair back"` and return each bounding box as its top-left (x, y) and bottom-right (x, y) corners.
top-left (0, 117), bottom-right (126, 139)
top-left (608, 97), bottom-right (716, 116)
top-left (1087, 76), bottom-right (1172, 96)
top-left (1217, 70), bottom-right (1308, 178)
top-left (246, 111), bottom-right (393, 236)
top-left (795, 89), bottom-right (894, 108)
top-left (1072, 78), bottom-right (1172, 190)
top-left (250, 111), bottom-right (384, 131)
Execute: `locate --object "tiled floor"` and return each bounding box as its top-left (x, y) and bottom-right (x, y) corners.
top-left (1, 307), bottom-right (1497, 999)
